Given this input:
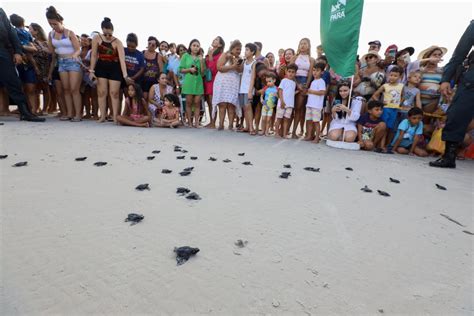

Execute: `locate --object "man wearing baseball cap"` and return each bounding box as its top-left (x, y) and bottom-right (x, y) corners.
top-left (368, 40), bottom-right (382, 52)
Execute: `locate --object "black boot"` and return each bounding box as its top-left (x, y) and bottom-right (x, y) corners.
top-left (429, 141), bottom-right (457, 168)
top-left (18, 102), bottom-right (45, 122)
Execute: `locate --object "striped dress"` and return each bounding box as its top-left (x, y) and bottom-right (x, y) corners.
top-left (419, 67), bottom-right (443, 107)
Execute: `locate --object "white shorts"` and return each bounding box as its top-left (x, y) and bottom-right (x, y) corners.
top-left (305, 107), bottom-right (322, 122)
top-left (276, 107), bottom-right (293, 119)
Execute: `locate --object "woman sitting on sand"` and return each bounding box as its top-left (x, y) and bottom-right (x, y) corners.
top-left (116, 83), bottom-right (150, 127)
top-left (148, 72), bottom-right (174, 120)
top-left (327, 81), bottom-right (363, 143)
top-left (154, 93), bottom-right (180, 128)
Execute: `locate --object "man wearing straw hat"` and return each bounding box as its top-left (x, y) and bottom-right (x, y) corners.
top-left (430, 20), bottom-right (474, 169)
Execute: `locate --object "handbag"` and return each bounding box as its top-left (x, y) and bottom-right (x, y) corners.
top-left (204, 68), bottom-right (212, 82)
top-left (427, 127), bottom-right (446, 154)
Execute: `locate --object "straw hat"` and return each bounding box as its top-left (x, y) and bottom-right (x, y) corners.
top-left (417, 45), bottom-right (448, 60)
top-left (361, 50), bottom-right (382, 62)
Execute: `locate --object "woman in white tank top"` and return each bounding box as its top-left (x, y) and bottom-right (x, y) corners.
top-left (46, 6), bottom-right (83, 122)
top-left (237, 43), bottom-right (258, 134)
top-left (290, 38), bottom-right (316, 139)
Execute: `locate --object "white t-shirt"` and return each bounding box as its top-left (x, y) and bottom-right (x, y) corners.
top-left (277, 78), bottom-right (296, 108)
top-left (306, 78), bottom-right (326, 109)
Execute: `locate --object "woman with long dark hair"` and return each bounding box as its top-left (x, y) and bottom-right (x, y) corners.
top-left (179, 39), bottom-right (205, 127)
top-left (29, 22), bottom-right (51, 115)
top-left (204, 36), bottom-right (225, 128)
top-left (327, 81), bottom-right (363, 143)
top-left (89, 17), bottom-right (128, 123)
top-left (46, 6), bottom-right (83, 121)
top-left (142, 36), bottom-right (164, 101)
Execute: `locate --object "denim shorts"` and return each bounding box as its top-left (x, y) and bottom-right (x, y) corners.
top-left (58, 57), bottom-right (81, 73)
top-left (295, 76), bottom-right (307, 85)
top-left (381, 107), bottom-right (399, 130)
top-left (17, 65), bottom-right (37, 84)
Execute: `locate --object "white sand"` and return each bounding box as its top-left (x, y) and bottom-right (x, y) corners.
top-left (1, 117), bottom-right (473, 315)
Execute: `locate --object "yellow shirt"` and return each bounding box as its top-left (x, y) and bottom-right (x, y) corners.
top-left (382, 83), bottom-right (404, 109)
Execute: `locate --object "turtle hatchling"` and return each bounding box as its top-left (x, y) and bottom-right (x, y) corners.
top-left (179, 171), bottom-right (191, 176)
top-left (190, 156), bottom-right (198, 160)
top-left (209, 157), bottom-right (217, 161)
top-left (94, 161), bottom-right (107, 166)
top-left (152, 150), bottom-right (161, 154)
top-left (135, 183), bottom-right (150, 191)
top-left (238, 152), bottom-right (245, 156)
top-left (0, 155), bottom-right (8, 159)
top-left (147, 156), bottom-right (155, 160)
top-left (436, 184), bottom-right (447, 191)
top-left (283, 164), bottom-right (292, 169)
top-left (186, 192), bottom-right (201, 200)
top-left (162, 169), bottom-right (172, 174)
top-left (223, 159), bottom-right (232, 163)
top-left (75, 157), bottom-right (87, 161)
top-left (124, 213), bottom-right (144, 225)
top-left (183, 167), bottom-right (194, 172)
top-left (361, 185), bottom-right (373, 193)
top-left (242, 161), bottom-right (253, 166)
top-left (176, 156), bottom-right (185, 160)
top-left (304, 167), bottom-right (320, 172)
top-left (279, 172), bottom-right (291, 179)
top-left (12, 161), bottom-right (27, 167)
top-left (389, 177), bottom-right (400, 184)
top-left (174, 246), bottom-right (200, 265)
top-left (345, 167), bottom-right (354, 171)
top-left (176, 187), bottom-right (190, 195)
top-left (377, 190), bottom-right (390, 197)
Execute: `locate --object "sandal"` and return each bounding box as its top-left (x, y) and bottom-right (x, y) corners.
top-left (60, 117), bottom-right (71, 121)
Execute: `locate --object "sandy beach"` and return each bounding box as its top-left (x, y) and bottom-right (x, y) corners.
top-left (1, 117), bottom-right (473, 315)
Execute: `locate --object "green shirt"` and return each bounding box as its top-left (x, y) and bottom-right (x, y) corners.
top-left (179, 53), bottom-right (204, 95)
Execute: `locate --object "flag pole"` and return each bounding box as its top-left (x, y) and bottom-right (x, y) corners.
top-left (341, 74), bottom-right (355, 143)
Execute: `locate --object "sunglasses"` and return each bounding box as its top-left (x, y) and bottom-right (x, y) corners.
top-left (367, 55), bottom-right (377, 59)
top-left (103, 33), bottom-right (113, 38)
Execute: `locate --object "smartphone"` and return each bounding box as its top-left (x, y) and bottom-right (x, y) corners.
top-left (389, 49), bottom-right (396, 58)
top-left (237, 58), bottom-right (243, 65)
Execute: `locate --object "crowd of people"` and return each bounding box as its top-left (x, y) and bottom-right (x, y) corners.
top-left (1, 7), bottom-right (473, 162)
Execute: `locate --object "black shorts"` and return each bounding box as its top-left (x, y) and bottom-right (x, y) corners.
top-left (141, 80), bottom-right (156, 94)
top-left (95, 60), bottom-right (122, 82)
top-left (52, 67), bottom-right (60, 81)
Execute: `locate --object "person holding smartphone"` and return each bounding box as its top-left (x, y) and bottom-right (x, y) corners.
top-left (179, 39), bottom-right (205, 127)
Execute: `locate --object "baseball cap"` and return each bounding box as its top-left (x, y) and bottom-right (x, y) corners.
top-left (368, 40), bottom-right (382, 47)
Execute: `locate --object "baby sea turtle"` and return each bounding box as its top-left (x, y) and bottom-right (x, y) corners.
top-left (283, 164), bottom-right (292, 169)
top-left (234, 239), bottom-right (248, 248)
top-left (436, 184), bottom-right (447, 191)
top-left (183, 167), bottom-right (194, 172)
top-left (377, 190), bottom-right (390, 197)
top-left (238, 152), bottom-right (245, 156)
top-left (223, 159), bottom-right (232, 163)
top-left (181, 150), bottom-right (188, 153)
top-left (389, 177), bottom-right (400, 184)
top-left (174, 146), bottom-right (182, 152)
top-left (176, 156), bottom-right (185, 160)
top-left (12, 161), bottom-right (27, 167)
top-left (361, 185), bottom-right (373, 193)
top-left (179, 171), bottom-right (191, 176)
top-left (190, 156), bottom-right (198, 160)
top-left (0, 123), bottom-right (4, 125)
top-left (124, 213), bottom-right (144, 225)
top-left (94, 161), bottom-right (107, 167)
top-left (208, 157), bottom-right (217, 161)
top-left (176, 187), bottom-right (190, 195)
top-left (162, 169), bottom-right (172, 174)
top-left (345, 167), bottom-right (353, 171)
top-left (174, 246), bottom-right (200, 265)
top-left (152, 150), bottom-right (161, 154)
top-left (242, 161), bottom-right (253, 166)
top-left (75, 157), bottom-right (87, 161)
top-left (147, 156), bottom-right (155, 160)
top-left (0, 155), bottom-right (8, 159)
top-left (279, 172), bottom-right (291, 179)
top-left (304, 167), bottom-right (320, 172)
top-left (135, 183), bottom-right (150, 191)
top-left (186, 192), bottom-right (201, 200)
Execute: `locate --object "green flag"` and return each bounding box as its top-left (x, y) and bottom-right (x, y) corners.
top-left (320, 0), bottom-right (364, 77)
